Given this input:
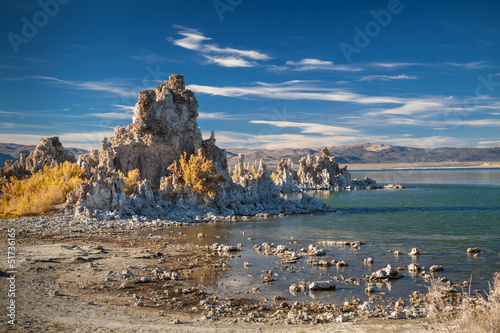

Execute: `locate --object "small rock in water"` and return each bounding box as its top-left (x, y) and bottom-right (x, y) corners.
top-left (363, 257), bottom-right (374, 265)
top-left (429, 265), bottom-right (444, 273)
top-left (408, 263), bottom-right (421, 272)
top-left (394, 250), bottom-right (403, 256)
top-left (309, 280), bottom-right (336, 291)
top-left (197, 233), bottom-right (205, 238)
top-left (289, 284), bottom-right (303, 294)
top-left (336, 261), bottom-right (348, 267)
top-left (408, 248), bottom-right (421, 256)
top-left (467, 247), bottom-right (482, 254)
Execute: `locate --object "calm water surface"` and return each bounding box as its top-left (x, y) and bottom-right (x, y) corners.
top-left (157, 169), bottom-right (500, 305)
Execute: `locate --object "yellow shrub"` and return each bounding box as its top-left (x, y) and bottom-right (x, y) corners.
top-left (118, 169), bottom-right (139, 195)
top-left (0, 161), bottom-right (86, 217)
top-left (171, 149), bottom-right (223, 196)
top-left (232, 171), bottom-right (241, 183)
top-left (250, 166), bottom-right (259, 178)
top-left (270, 172), bottom-right (278, 181)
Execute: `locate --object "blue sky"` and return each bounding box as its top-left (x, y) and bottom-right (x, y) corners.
top-left (1, 0), bottom-right (499, 151)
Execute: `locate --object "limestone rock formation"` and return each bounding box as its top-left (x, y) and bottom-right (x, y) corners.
top-left (274, 158), bottom-right (297, 192)
top-left (295, 147), bottom-right (351, 190)
top-left (66, 75), bottom-right (331, 219)
top-left (109, 75), bottom-right (202, 186)
top-left (20, 137), bottom-right (76, 173)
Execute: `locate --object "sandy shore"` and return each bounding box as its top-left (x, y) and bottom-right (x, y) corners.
top-left (1, 215), bottom-right (438, 332)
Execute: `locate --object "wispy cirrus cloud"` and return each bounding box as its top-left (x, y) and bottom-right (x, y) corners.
top-left (359, 74), bottom-right (418, 81)
top-left (279, 58), bottom-right (363, 72)
top-left (87, 104), bottom-right (135, 120)
top-left (367, 62), bottom-right (431, 69)
top-left (169, 25), bottom-right (271, 68)
top-left (32, 76), bottom-right (137, 97)
top-left (187, 80), bottom-right (405, 104)
top-left (444, 61), bottom-right (491, 69)
top-left (249, 120), bottom-right (359, 135)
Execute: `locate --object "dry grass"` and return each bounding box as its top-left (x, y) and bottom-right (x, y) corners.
top-left (0, 161), bottom-right (86, 217)
top-left (118, 168), bottom-right (139, 195)
top-left (428, 273), bottom-right (500, 333)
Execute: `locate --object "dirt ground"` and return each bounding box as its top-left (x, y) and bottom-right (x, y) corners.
top-left (0, 220), bottom-right (435, 332)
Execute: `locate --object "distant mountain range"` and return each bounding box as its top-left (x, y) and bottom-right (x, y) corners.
top-left (1, 142), bottom-right (500, 170)
top-left (225, 142), bottom-right (500, 169)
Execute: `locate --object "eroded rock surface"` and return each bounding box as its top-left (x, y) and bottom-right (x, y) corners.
top-left (66, 75), bottom-right (330, 219)
top-left (21, 137), bottom-right (76, 173)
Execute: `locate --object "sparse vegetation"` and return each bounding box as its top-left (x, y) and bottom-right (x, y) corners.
top-left (170, 149), bottom-right (223, 196)
top-left (427, 273), bottom-right (500, 333)
top-left (118, 169), bottom-right (139, 195)
top-left (232, 171), bottom-right (240, 183)
top-left (0, 161), bottom-right (86, 217)
top-left (270, 172), bottom-right (278, 181)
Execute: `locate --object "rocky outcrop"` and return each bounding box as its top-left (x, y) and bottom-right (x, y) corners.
top-left (108, 75), bottom-right (202, 186)
top-left (66, 75), bottom-right (331, 220)
top-left (269, 147), bottom-right (385, 192)
top-left (274, 158), bottom-right (297, 192)
top-left (20, 137), bottom-right (76, 173)
top-left (295, 147), bottom-right (351, 190)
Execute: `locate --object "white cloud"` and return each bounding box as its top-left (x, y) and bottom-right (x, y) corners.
top-left (170, 26), bottom-right (271, 68)
top-left (368, 62), bottom-right (429, 69)
top-left (478, 140), bottom-right (500, 146)
top-left (198, 112), bottom-right (231, 120)
top-left (359, 74), bottom-right (418, 81)
top-left (203, 55), bottom-right (256, 68)
top-left (371, 99), bottom-right (447, 116)
top-left (283, 58), bottom-right (362, 72)
top-left (187, 81), bottom-right (405, 105)
top-left (249, 120), bottom-right (359, 135)
top-left (445, 61), bottom-right (490, 69)
top-left (33, 76), bottom-right (137, 97)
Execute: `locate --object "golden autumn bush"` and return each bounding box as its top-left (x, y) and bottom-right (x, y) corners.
top-left (118, 169), bottom-right (139, 195)
top-left (0, 161), bottom-right (86, 217)
top-left (170, 149), bottom-right (223, 195)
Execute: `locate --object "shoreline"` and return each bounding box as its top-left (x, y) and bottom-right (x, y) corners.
top-left (348, 161), bottom-right (500, 171)
top-left (1, 213), bottom-right (493, 332)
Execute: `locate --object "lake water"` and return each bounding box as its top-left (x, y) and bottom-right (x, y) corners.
top-left (163, 169), bottom-right (500, 306)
